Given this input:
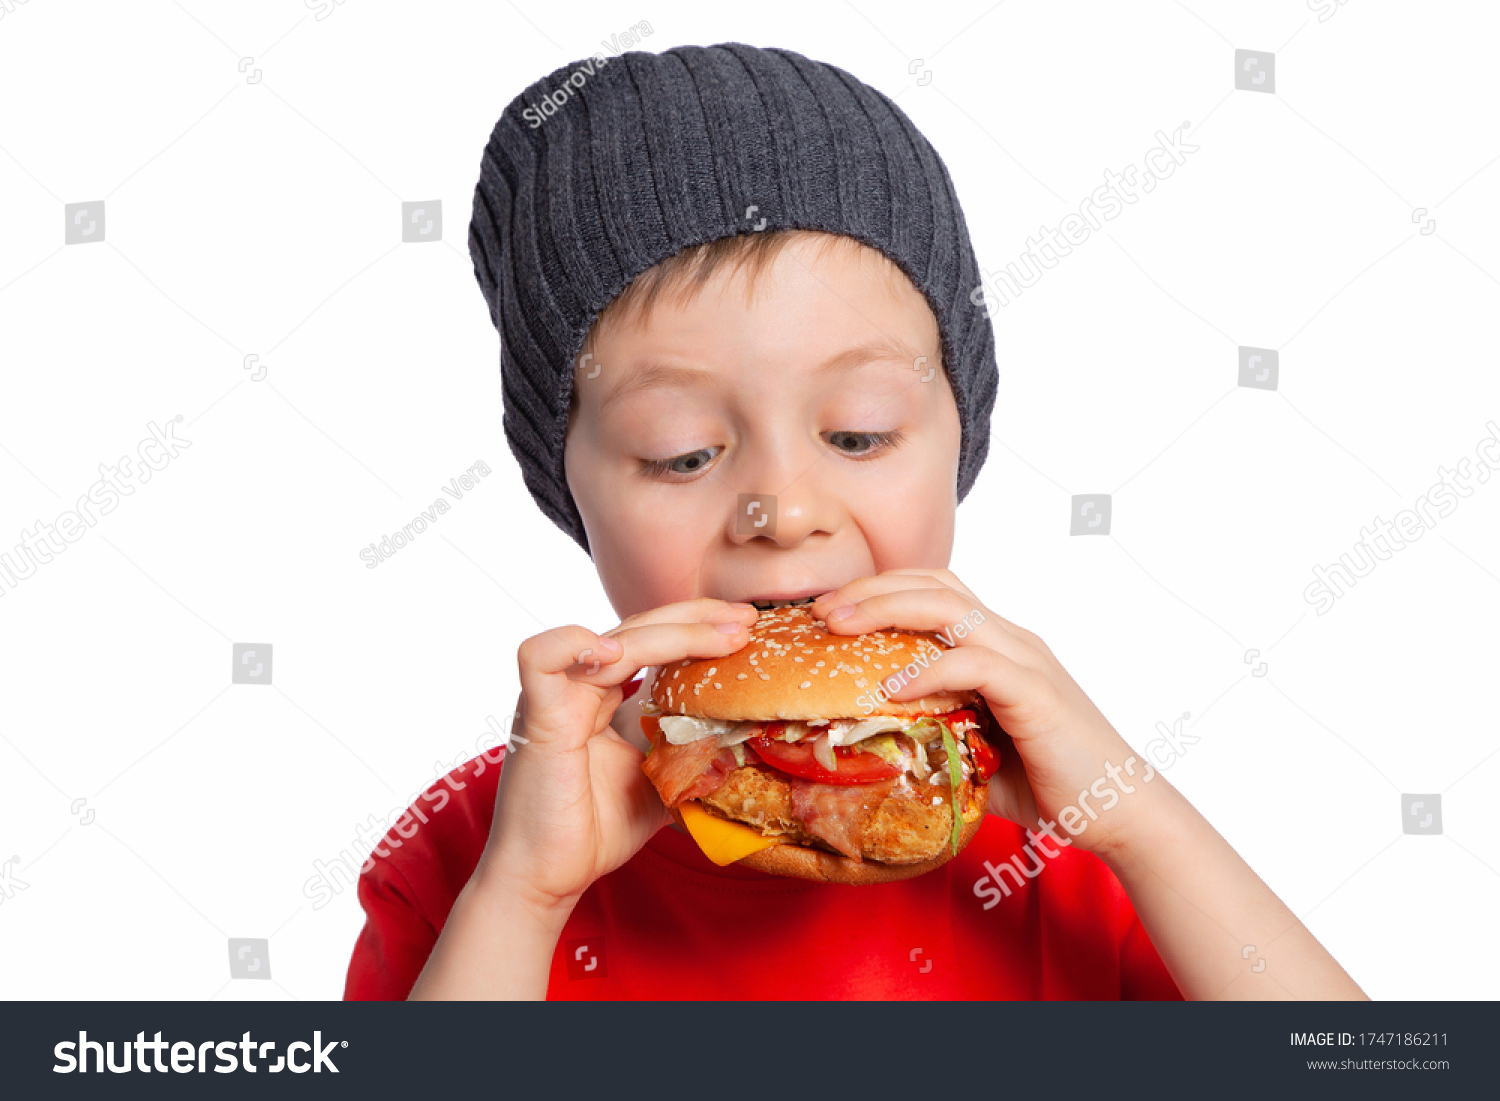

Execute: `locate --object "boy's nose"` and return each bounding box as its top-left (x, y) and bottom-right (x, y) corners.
top-left (725, 481), bottom-right (834, 548)
top-left (722, 428), bottom-right (841, 547)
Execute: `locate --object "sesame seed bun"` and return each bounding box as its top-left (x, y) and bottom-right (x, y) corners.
top-left (652, 605), bottom-right (978, 721)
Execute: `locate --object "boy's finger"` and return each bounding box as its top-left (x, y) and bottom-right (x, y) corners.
top-left (578, 619), bottom-right (759, 686)
top-left (517, 628), bottom-right (642, 727)
top-left (518, 618), bottom-right (759, 710)
top-left (518, 625), bottom-right (635, 682)
top-left (811, 581), bottom-right (1033, 651)
top-left (880, 567), bottom-right (984, 607)
top-left (876, 643), bottom-right (1051, 723)
top-left (611, 597), bottom-right (759, 631)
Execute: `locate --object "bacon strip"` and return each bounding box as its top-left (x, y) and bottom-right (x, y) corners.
top-left (787, 777), bottom-right (897, 863)
top-left (641, 738), bottom-right (738, 808)
top-left (676, 748), bottom-right (740, 805)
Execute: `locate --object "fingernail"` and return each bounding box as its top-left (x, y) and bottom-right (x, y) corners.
top-left (730, 602), bottom-right (758, 612)
top-left (828, 605), bottom-right (855, 621)
top-left (715, 619), bottom-right (745, 634)
top-left (597, 635), bottom-right (622, 653)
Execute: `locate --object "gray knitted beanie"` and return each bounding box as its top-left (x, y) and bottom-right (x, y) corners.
top-left (469, 42), bottom-right (998, 556)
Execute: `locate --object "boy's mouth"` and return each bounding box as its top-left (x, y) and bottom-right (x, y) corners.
top-left (744, 595), bottom-right (819, 611)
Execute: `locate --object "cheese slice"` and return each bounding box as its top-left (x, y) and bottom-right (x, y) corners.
top-left (677, 801), bottom-right (778, 866)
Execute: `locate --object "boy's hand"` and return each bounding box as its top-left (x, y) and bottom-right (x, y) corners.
top-left (810, 572), bottom-right (1370, 1001)
top-left (810, 570), bottom-right (1139, 855)
top-left (475, 599), bottom-right (759, 916)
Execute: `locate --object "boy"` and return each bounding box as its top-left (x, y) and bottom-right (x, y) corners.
top-left (344, 43), bottom-right (1365, 1000)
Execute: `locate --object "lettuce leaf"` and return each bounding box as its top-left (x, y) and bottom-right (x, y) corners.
top-left (936, 720), bottom-right (964, 856)
top-left (905, 717), bottom-right (964, 855)
top-left (857, 734), bottom-right (906, 769)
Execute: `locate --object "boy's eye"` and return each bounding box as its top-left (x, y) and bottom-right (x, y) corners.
top-left (640, 447), bottom-right (722, 478)
top-left (824, 429), bottom-right (905, 457)
top-left (639, 431), bottom-right (905, 480)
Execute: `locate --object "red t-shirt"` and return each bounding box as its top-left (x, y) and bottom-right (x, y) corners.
top-left (344, 678), bottom-right (1181, 1000)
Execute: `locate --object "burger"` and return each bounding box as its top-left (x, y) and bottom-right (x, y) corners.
top-left (639, 603), bottom-right (998, 884)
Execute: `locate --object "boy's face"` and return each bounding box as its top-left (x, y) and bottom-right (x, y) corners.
top-left (565, 233), bottom-right (962, 619)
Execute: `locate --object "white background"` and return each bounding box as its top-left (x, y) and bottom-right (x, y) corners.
top-left (1, 0), bottom-right (1497, 1000)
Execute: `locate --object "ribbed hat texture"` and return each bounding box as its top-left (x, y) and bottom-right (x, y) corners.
top-left (469, 42), bottom-right (998, 555)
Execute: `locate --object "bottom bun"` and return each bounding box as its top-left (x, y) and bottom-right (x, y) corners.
top-left (671, 778), bottom-right (990, 886)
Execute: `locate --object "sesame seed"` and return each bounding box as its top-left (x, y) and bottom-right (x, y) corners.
top-left (799, 681), bottom-right (812, 689)
top-left (707, 667), bottom-right (717, 676)
top-left (759, 673), bottom-right (771, 680)
top-left (737, 673), bottom-right (748, 680)
top-left (793, 656), bottom-right (803, 662)
top-left (714, 683), bottom-right (722, 689)
top-left (815, 661), bottom-right (825, 667)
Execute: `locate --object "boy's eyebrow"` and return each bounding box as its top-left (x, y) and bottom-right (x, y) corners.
top-left (598, 337), bottom-right (926, 416)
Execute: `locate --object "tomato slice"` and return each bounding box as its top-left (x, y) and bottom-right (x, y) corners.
top-left (747, 714), bottom-right (998, 786)
top-left (746, 733), bottom-right (901, 785)
top-left (968, 730), bottom-right (999, 783)
top-left (942, 708), bottom-right (999, 783)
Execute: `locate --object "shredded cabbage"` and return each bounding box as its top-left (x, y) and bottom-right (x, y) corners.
top-left (822, 715), bottom-right (906, 747)
top-left (909, 735), bottom-right (931, 781)
top-left (811, 732), bottom-right (838, 772)
top-left (655, 710), bottom-right (967, 818)
top-left (659, 715), bottom-right (762, 746)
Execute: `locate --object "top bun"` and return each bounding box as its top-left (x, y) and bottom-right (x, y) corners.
top-left (651, 605), bottom-right (977, 721)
